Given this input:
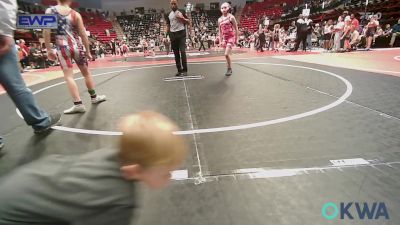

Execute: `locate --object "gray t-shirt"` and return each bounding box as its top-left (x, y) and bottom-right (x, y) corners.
top-left (167, 10), bottom-right (186, 33)
top-left (0, 148), bottom-right (136, 225)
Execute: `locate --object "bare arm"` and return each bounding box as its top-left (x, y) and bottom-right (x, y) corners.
top-left (75, 13), bottom-right (90, 55)
top-left (44, 8), bottom-right (53, 52)
top-left (177, 11), bottom-right (190, 25)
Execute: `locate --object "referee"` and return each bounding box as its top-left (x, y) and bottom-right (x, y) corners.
top-left (166, 0), bottom-right (189, 76)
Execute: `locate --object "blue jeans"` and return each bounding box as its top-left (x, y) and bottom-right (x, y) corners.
top-left (0, 45), bottom-right (51, 134)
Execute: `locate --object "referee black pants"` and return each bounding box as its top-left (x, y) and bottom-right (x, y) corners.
top-left (294, 32), bottom-right (307, 51)
top-left (170, 30), bottom-right (188, 72)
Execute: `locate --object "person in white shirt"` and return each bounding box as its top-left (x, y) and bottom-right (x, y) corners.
top-left (333, 16), bottom-right (344, 51)
top-left (350, 28), bottom-right (361, 50)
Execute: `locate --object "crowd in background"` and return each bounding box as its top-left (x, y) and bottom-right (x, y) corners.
top-left (12, 0), bottom-right (400, 69)
top-left (231, 12), bottom-right (400, 53)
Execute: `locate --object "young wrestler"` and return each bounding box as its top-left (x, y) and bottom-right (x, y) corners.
top-left (272, 24), bottom-right (281, 52)
top-left (217, 2), bottom-right (239, 76)
top-left (44, 0), bottom-right (106, 114)
top-left (0, 111), bottom-right (187, 225)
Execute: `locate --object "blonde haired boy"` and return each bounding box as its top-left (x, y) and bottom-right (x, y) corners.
top-left (0, 111), bottom-right (187, 225)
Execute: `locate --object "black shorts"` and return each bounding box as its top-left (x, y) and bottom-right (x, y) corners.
top-left (366, 28), bottom-right (376, 37)
top-left (323, 33), bottom-right (332, 41)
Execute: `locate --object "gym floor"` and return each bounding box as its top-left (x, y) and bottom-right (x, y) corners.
top-left (1, 48), bottom-right (400, 225)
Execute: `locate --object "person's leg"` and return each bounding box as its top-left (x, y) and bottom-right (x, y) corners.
top-left (0, 46), bottom-right (52, 130)
top-left (63, 68), bottom-right (81, 102)
top-left (367, 36), bottom-right (372, 49)
top-left (275, 41), bottom-right (279, 51)
top-left (225, 46), bottom-right (232, 68)
top-left (78, 63), bottom-right (106, 104)
top-left (75, 47), bottom-right (106, 104)
top-left (293, 35), bottom-right (302, 51)
top-left (389, 32), bottom-right (398, 47)
top-left (334, 33), bottom-right (340, 50)
top-left (57, 46), bottom-right (86, 114)
top-left (302, 34), bottom-right (307, 51)
top-left (78, 64), bottom-right (95, 90)
top-left (340, 35), bottom-right (345, 49)
top-left (225, 44), bottom-right (233, 76)
top-left (171, 37), bottom-right (182, 73)
top-left (179, 35), bottom-right (188, 73)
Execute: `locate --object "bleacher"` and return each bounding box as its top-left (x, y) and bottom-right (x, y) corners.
top-left (81, 12), bottom-right (117, 43)
top-left (191, 10), bottom-right (220, 35)
top-left (118, 13), bottom-right (162, 45)
top-left (240, 0), bottom-right (297, 31)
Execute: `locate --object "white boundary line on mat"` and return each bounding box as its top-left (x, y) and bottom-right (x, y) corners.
top-left (16, 62), bottom-right (353, 136)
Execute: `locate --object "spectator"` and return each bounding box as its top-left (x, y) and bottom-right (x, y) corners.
top-left (350, 26), bottom-right (361, 50)
top-left (343, 11), bottom-right (351, 23)
top-left (350, 14), bottom-right (359, 31)
top-left (110, 39), bottom-right (117, 56)
top-left (29, 43), bottom-right (45, 69)
top-left (389, 18), bottom-right (400, 47)
top-left (365, 15), bottom-right (379, 50)
top-left (257, 28), bottom-right (266, 52)
top-left (341, 19), bottom-right (352, 51)
top-left (19, 39), bottom-right (29, 68)
top-left (323, 20), bottom-right (334, 51)
top-left (383, 24), bottom-right (391, 37)
top-left (198, 33), bottom-right (206, 51)
top-left (333, 16), bottom-right (344, 51)
top-left (272, 24), bottom-right (280, 52)
top-left (305, 16), bottom-right (313, 50)
top-left (314, 23), bottom-right (323, 48)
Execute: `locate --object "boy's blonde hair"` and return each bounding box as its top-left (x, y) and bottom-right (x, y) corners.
top-left (118, 111), bottom-right (187, 168)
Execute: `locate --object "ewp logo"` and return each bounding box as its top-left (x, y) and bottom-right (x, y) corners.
top-left (17, 14), bottom-right (58, 29)
top-left (322, 202), bottom-right (390, 220)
